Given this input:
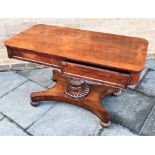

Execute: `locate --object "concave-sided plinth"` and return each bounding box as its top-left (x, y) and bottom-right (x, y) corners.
top-left (30, 70), bottom-right (119, 128)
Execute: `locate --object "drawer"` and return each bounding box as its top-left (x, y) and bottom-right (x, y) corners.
top-left (61, 61), bottom-right (130, 88)
top-left (7, 47), bottom-right (61, 68)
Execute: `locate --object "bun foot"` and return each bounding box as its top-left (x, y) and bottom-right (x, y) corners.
top-left (100, 121), bottom-right (111, 128)
top-left (30, 100), bottom-right (40, 107)
top-left (113, 89), bottom-right (122, 96)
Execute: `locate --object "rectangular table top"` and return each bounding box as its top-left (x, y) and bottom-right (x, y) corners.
top-left (5, 24), bottom-right (148, 72)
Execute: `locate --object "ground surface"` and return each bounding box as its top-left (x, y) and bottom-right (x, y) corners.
top-left (0, 60), bottom-right (155, 136)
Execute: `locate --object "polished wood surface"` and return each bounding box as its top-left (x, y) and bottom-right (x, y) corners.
top-left (5, 24), bottom-right (148, 72)
top-left (61, 61), bottom-right (130, 88)
top-left (4, 24), bottom-right (148, 127)
top-left (6, 46), bottom-right (141, 89)
top-left (31, 70), bottom-right (118, 127)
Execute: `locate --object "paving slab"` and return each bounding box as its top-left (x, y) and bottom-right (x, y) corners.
top-left (136, 70), bottom-right (155, 97)
top-left (145, 60), bottom-right (155, 70)
top-left (0, 118), bottom-right (27, 136)
top-left (129, 68), bottom-right (148, 89)
top-left (0, 71), bottom-right (27, 97)
top-left (102, 89), bottom-right (155, 134)
top-left (101, 123), bottom-right (136, 136)
top-left (27, 103), bottom-right (102, 136)
top-left (18, 68), bottom-right (54, 87)
top-left (0, 81), bottom-right (54, 129)
top-left (140, 106), bottom-right (155, 136)
top-left (0, 113), bottom-right (4, 120)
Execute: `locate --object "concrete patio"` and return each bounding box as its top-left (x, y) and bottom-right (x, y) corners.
top-left (0, 60), bottom-right (155, 136)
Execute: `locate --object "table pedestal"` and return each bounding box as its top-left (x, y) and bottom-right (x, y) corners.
top-left (30, 70), bottom-right (120, 127)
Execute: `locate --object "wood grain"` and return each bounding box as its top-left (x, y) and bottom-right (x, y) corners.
top-left (5, 24), bottom-right (148, 72)
top-left (4, 24), bottom-right (148, 127)
top-left (31, 70), bottom-right (118, 127)
top-left (61, 61), bottom-right (130, 88)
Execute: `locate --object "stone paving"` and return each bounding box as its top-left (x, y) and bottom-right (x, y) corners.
top-left (0, 60), bottom-right (155, 136)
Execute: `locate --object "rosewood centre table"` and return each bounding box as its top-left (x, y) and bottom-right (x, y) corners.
top-left (4, 24), bottom-right (148, 127)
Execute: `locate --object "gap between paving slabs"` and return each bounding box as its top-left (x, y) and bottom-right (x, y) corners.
top-left (16, 68), bottom-right (143, 135)
top-left (0, 113), bottom-right (4, 121)
top-left (24, 64), bottom-right (154, 136)
top-left (0, 113), bottom-right (32, 136)
top-left (0, 80), bottom-right (56, 129)
top-left (102, 64), bottom-right (154, 135)
top-left (136, 70), bottom-right (155, 97)
top-left (16, 60), bottom-right (155, 136)
top-left (16, 68), bottom-right (132, 135)
top-left (139, 105), bottom-right (155, 136)
top-left (0, 65), bottom-right (152, 136)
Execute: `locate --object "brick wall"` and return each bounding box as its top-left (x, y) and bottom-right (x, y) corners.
top-left (0, 18), bottom-right (155, 71)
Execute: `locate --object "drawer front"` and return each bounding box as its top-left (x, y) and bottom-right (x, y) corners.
top-left (8, 47), bottom-right (61, 68)
top-left (61, 61), bottom-right (130, 88)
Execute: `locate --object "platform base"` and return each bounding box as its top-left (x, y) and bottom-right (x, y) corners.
top-left (31, 70), bottom-right (119, 127)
